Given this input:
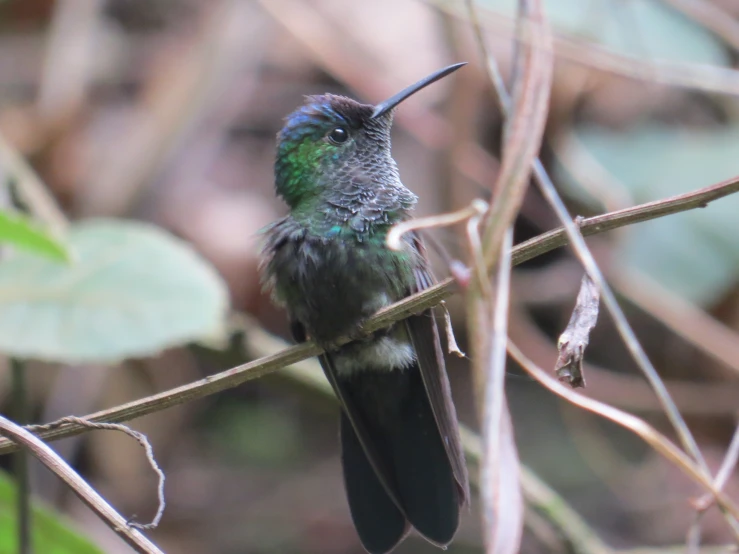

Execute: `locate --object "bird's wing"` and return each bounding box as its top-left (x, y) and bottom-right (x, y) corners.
top-left (404, 233), bottom-right (470, 505)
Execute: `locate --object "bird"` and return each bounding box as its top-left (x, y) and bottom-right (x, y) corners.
top-left (260, 63), bottom-right (470, 554)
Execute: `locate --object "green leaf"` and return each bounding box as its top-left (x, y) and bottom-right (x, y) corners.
top-left (563, 125), bottom-right (739, 306)
top-left (0, 470), bottom-right (102, 554)
top-left (0, 218), bottom-right (229, 362)
top-left (0, 210), bottom-right (69, 263)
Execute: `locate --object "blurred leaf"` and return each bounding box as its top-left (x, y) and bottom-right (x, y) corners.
top-left (566, 125), bottom-right (739, 305)
top-left (480, 0), bottom-right (728, 65)
top-left (0, 470), bottom-right (102, 554)
top-left (0, 219), bottom-right (229, 362)
top-left (0, 210), bottom-right (69, 263)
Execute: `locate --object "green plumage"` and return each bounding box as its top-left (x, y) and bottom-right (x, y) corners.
top-left (261, 65), bottom-right (470, 554)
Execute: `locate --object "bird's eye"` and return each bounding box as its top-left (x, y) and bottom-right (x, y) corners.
top-left (327, 127), bottom-right (348, 144)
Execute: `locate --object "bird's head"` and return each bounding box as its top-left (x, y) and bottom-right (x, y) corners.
top-left (274, 63), bottom-right (466, 211)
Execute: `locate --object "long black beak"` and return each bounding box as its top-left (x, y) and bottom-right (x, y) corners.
top-left (371, 62), bottom-right (467, 119)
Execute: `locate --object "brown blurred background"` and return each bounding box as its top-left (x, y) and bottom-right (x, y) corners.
top-left (1, 0), bottom-right (738, 552)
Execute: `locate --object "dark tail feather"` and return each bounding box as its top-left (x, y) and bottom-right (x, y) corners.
top-left (339, 364), bottom-right (461, 550)
top-left (341, 412), bottom-right (408, 554)
top-left (386, 366), bottom-right (460, 544)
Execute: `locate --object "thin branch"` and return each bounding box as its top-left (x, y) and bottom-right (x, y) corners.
top-left (0, 340), bottom-right (323, 455)
top-left (695, 421), bottom-right (739, 512)
top-left (34, 417), bottom-right (166, 530)
top-left (246, 320), bottom-right (614, 554)
top-left (0, 177), bottom-right (735, 455)
top-left (534, 181), bottom-right (739, 537)
top-left (440, 302), bottom-right (465, 357)
top-left (0, 133), bottom-right (67, 233)
top-left (512, 175), bottom-right (739, 266)
top-left (11, 359), bottom-right (30, 554)
top-left (460, 425), bottom-right (613, 554)
top-left (477, 228), bottom-right (523, 553)
top-left (467, 0), bottom-right (554, 547)
top-left (612, 269), bottom-right (739, 377)
top-left (471, 0), bottom-right (553, 268)
top-left (466, 17), bottom-right (728, 531)
top-left (539, 176), bottom-right (710, 464)
top-left (506, 340), bottom-right (739, 525)
top-left (386, 199), bottom-right (487, 251)
top-left (509, 304), bottom-right (739, 416)
top-left (250, 323), bottom-right (732, 554)
top-left (0, 416), bottom-right (163, 553)
top-left (466, 205), bottom-right (491, 298)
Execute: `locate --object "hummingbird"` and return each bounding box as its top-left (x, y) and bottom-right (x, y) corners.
top-left (261, 63), bottom-right (470, 554)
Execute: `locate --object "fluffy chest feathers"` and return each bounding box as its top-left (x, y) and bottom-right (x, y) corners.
top-left (262, 217), bottom-right (418, 346)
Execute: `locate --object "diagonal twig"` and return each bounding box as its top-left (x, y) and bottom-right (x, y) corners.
top-left (464, 8), bottom-right (735, 529)
top-left (465, 0), bottom-right (553, 551)
top-left (506, 340), bottom-right (739, 524)
top-left (0, 415), bottom-right (162, 553)
top-left (463, 1), bottom-right (739, 535)
top-left (612, 269), bottom-right (739, 378)
top-left (0, 177), bottom-right (734, 456)
top-left (473, 0), bottom-right (553, 270)
top-left (34, 417), bottom-right (166, 530)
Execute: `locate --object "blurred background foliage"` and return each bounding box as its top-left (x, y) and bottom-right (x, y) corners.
top-left (0, 0), bottom-right (738, 552)
top-left (0, 470), bottom-right (102, 554)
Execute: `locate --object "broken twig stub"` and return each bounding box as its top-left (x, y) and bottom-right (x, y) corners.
top-left (556, 274), bottom-right (600, 388)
